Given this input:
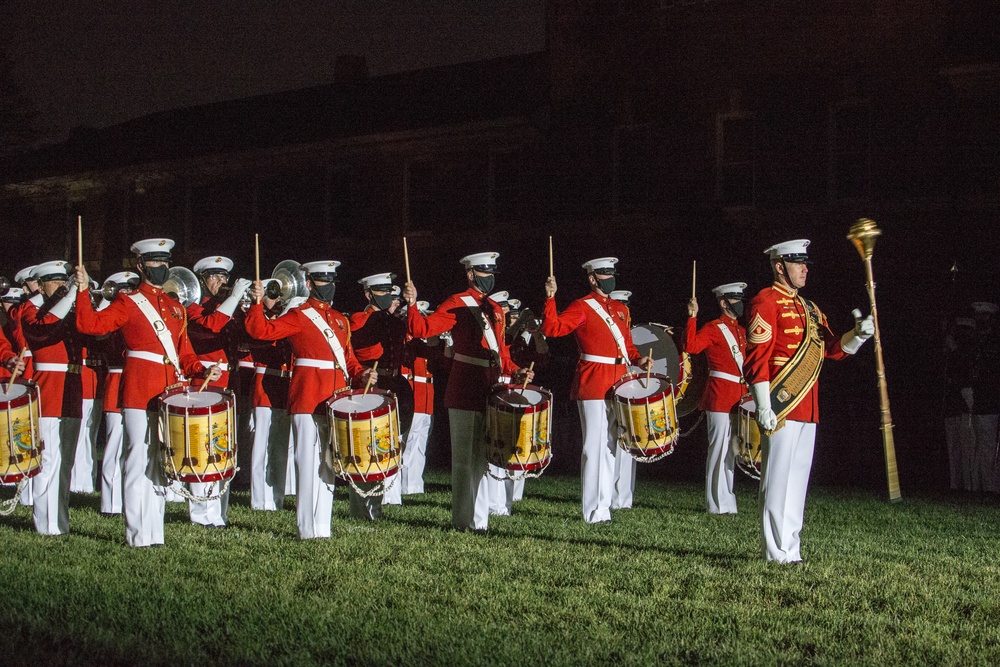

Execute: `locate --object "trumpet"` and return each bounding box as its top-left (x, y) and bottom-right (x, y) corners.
top-left (0, 276), bottom-right (10, 297)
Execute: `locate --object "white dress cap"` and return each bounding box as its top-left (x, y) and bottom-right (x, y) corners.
top-left (106, 271), bottom-right (140, 286)
top-left (460, 252), bottom-right (500, 271)
top-left (507, 298), bottom-right (522, 311)
top-left (130, 238), bottom-right (176, 257)
top-left (971, 301), bottom-right (999, 315)
top-left (416, 300), bottom-right (431, 315)
top-left (609, 290), bottom-right (632, 303)
top-left (711, 282), bottom-right (748, 298)
top-left (193, 256), bottom-right (234, 274)
top-left (764, 239), bottom-right (811, 261)
top-left (32, 260), bottom-right (71, 280)
top-left (488, 290), bottom-right (509, 305)
top-left (301, 260), bottom-right (342, 277)
top-left (582, 257), bottom-right (619, 274)
top-left (358, 272), bottom-right (396, 289)
top-left (2, 287), bottom-right (25, 302)
top-left (14, 266), bottom-right (37, 284)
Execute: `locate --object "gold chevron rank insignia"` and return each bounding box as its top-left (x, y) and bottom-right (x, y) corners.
top-left (747, 313), bottom-right (772, 344)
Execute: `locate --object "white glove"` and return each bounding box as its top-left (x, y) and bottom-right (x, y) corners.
top-left (841, 309), bottom-right (875, 354)
top-left (961, 387), bottom-right (974, 412)
top-left (280, 295), bottom-right (308, 317)
top-left (750, 381), bottom-right (778, 432)
top-left (216, 278), bottom-right (252, 318)
top-left (47, 283), bottom-right (79, 320)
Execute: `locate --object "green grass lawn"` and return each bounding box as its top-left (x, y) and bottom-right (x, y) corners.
top-left (3, 472), bottom-right (1000, 666)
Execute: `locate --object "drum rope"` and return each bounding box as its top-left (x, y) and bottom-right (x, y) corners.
top-left (0, 479), bottom-right (26, 516)
top-left (678, 410), bottom-right (705, 438)
top-left (158, 407), bottom-right (238, 502)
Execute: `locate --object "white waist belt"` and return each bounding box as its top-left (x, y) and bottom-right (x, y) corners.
top-left (201, 359), bottom-right (225, 368)
top-left (126, 350), bottom-right (171, 365)
top-left (709, 370), bottom-right (743, 384)
top-left (22, 350), bottom-right (32, 358)
top-left (238, 361), bottom-right (254, 369)
top-left (108, 367), bottom-right (123, 374)
top-left (83, 358), bottom-right (104, 367)
top-left (580, 353), bottom-right (625, 365)
top-left (256, 367), bottom-right (290, 378)
top-left (452, 352), bottom-right (490, 368)
top-left (410, 376), bottom-right (432, 384)
top-left (498, 375), bottom-right (511, 384)
top-left (294, 358), bottom-right (337, 370)
top-left (34, 362), bottom-right (81, 373)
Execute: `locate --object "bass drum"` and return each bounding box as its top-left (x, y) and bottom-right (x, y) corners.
top-left (628, 323), bottom-right (680, 385)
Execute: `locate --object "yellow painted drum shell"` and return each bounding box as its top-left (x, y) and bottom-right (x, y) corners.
top-left (485, 385), bottom-right (552, 472)
top-left (327, 389), bottom-right (401, 483)
top-left (0, 381), bottom-right (43, 484)
top-left (159, 387), bottom-right (237, 483)
top-left (611, 373), bottom-right (678, 458)
top-left (731, 396), bottom-right (762, 480)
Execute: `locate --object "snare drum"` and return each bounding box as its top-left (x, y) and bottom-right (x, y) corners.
top-left (159, 386), bottom-right (237, 483)
top-left (326, 388), bottom-right (401, 483)
top-left (0, 381), bottom-right (43, 485)
top-left (611, 372), bottom-right (678, 461)
top-left (485, 383), bottom-right (552, 475)
top-left (730, 395), bottom-right (762, 480)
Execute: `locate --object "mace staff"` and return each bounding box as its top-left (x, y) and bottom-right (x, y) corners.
top-left (848, 218), bottom-right (902, 503)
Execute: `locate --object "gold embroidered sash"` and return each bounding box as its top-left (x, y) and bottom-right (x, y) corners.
top-left (767, 296), bottom-right (825, 433)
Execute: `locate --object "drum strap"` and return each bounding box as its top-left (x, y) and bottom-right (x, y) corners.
top-left (584, 298), bottom-right (630, 361)
top-left (300, 307), bottom-right (349, 383)
top-left (768, 296), bottom-right (825, 427)
top-left (459, 295), bottom-right (501, 364)
top-left (715, 322), bottom-right (745, 379)
top-left (129, 293), bottom-right (185, 380)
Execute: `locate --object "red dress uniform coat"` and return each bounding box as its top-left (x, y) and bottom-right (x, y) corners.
top-left (186, 297), bottom-right (234, 389)
top-left (402, 337), bottom-right (434, 415)
top-left (0, 314), bottom-right (19, 381)
top-left (21, 297), bottom-right (84, 418)
top-left (541, 292), bottom-right (642, 401)
top-left (75, 284), bottom-right (205, 411)
top-left (244, 298), bottom-right (364, 415)
top-left (0, 324), bottom-right (17, 381)
top-left (407, 287), bottom-right (517, 412)
top-left (10, 300), bottom-right (35, 380)
top-left (249, 339), bottom-right (292, 411)
top-left (349, 307), bottom-right (408, 370)
top-left (684, 315), bottom-right (747, 413)
top-left (742, 282), bottom-right (849, 423)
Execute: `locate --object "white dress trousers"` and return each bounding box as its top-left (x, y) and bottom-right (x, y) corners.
top-left (448, 408), bottom-right (491, 531)
top-left (188, 482), bottom-right (230, 527)
top-left (973, 414), bottom-right (999, 493)
top-left (512, 478), bottom-right (525, 502)
top-left (121, 409), bottom-right (167, 547)
top-left (100, 411), bottom-right (125, 513)
top-left (399, 412), bottom-right (432, 495)
top-left (577, 399), bottom-right (617, 524)
top-left (291, 414), bottom-right (335, 538)
top-left (611, 441), bottom-right (636, 510)
top-left (32, 416), bottom-right (81, 535)
top-left (70, 398), bottom-right (102, 493)
top-left (251, 406), bottom-right (290, 510)
top-left (759, 420), bottom-right (817, 563)
top-left (488, 464), bottom-right (514, 516)
top-left (705, 410), bottom-right (738, 514)
top-left (284, 432), bottom-right (296, 495)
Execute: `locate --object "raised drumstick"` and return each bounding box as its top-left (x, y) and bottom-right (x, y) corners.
top-left (364, 361), bottom-right (379, 396)
top-left (403, 237), bottom-right (412, 285)
top-left (691, 260), bottom-right (696, 300)
top-left (5, 348), bottom-right (26, 394)
top-left (77, 215), bottom-right (84, 269)
top-left (520, 361), bottom-right (535, 395)
top-left (254, 233), bottom-right (260, 283)
top-left (198, 363), bottom-right (220, 393)
top-left (548, 236), bottom-right (554, 278)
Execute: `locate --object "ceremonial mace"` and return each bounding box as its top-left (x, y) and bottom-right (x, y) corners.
top-left (847, 218), bottom-right (902, 503)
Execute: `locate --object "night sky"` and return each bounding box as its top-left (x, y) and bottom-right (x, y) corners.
top-left (0, 0), bottom-right (546, 141)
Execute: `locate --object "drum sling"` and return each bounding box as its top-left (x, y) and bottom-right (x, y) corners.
top-left (301, 307), bottom-right (350, 384)
top-left (129, 293), bottom-right (185, 380)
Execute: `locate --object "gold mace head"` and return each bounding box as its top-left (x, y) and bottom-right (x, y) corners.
top-left (848, 218), bottom-right (881, 260)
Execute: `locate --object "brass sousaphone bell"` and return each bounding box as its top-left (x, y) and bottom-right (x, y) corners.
top-left (269, 260), bottom-right (309, 305)
top-left (163, 267), bottom-right (202, 308)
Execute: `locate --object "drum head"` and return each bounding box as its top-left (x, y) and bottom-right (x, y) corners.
top-left (330, 392), bottom-right (388, 413)
top-left (0, 383), bottom-right (29, 401)
top-left (162, 391), bottom-right (225, 408)
top-left (615, 375), bottom-right (670, 400)
top-left (629, 323), bottom-right (680, 384)
top-left (493, 387), bottom-right (547, 408)
top-left (675, 352), bottom-right (708, 418)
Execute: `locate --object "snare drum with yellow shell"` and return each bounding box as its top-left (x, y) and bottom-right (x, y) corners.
top-left (485, 383), bottom-right (552, 478)
top-left (0, 381), bottom-right (43, 485)
top-left (159, 385), bottom-right (237, 484)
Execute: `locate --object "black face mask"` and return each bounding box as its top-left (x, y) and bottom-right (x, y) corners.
top-left (595, 275), bottom-right (616, 294)
top-left (144, 264), bottom-right (170, 286)
top-left (47, 284), bottom-right (69, 302)
top-left (473, 274), bottom-right (495, 295)
top-left (312, 283), bottom-right (336, 304)
top-left (371, 293), bottom-right (396, 311)
top-left (729, 301), bottom-right (745, 318)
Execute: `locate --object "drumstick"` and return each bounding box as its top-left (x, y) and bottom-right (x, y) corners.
top-left (548, 236), bottom-right (554, 278)
top-left (77, 215), bottom-right (84, 269)
top-left (364, 361), bottom-right (378, 396)
top-left (5, 348), bottom-right (26, 394)
top-left (254, 233), bottom-right (260, 283)
top-left (520, 361), bottom-right (535, 395)
top-left (198, 363), bottom-right (219, 393)
top-left (403, 237), bottom-right (411, 284)
top-left (692, 260), bottom-right (697, 300)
